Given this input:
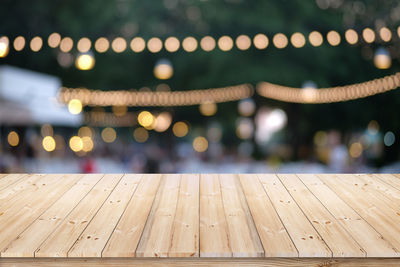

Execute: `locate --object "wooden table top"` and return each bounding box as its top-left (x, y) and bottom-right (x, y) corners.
top-left (0, 173), bottom-right (400, 261)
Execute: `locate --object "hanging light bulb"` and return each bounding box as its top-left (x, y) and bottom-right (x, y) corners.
top-left (373, 47), bottom-right (391, 69)
top-left (153, 59), bottom-right (173, 80)
top-left (75, 52), bottom-right (95, 70)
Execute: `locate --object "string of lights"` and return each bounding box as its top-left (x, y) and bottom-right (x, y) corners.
top-left (257, 72), bottom-right (400, 104)
top-left (59, 84), bottom-right (254, 107)
top-left (1, 25), bottom-right (399, 57)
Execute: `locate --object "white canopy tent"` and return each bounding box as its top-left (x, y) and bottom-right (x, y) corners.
top-left (0, 65), bottom-right (82, 126)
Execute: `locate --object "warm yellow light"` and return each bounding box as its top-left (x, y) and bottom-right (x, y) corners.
top-left (272, 33), bottom-right (288, 49)
top-left (153, 59), bottom-right (173, 80)
top-left (130, 37), bottom-right (146, 52)
top-left (217, 36), bottom-right (234, 51)
top-left (30, 36), bottom-right (43, 52)
top-left (326, 31), bottom-right (341, 46)
top-left (199, 102), bottom-right (217, 116)
top-left (111, 37), bottom-right (127, 53)
top-left (7, 131), bottom-right (19, 147)
top-left (349, 142), bottom-right (363, 158)
top-left (367, 120), bottom-right (379, 134)
top-left (200, 36), bottom-right (216, 51)
top-left (69, 136), bottom-right (83, 152)
top-left (41, 124), bottom-right (54, 137)
top-left (147, 37), bottom-right (163, 53)
top-left (309, 31), bottom-right (323, 47)
top-left (81, 136), bottom-right (94, 152)
top-left (374, 48), bottom-right (391, 69)
top-left (154, 112), bottom-right (172, 132)
top-left (60, 37), bottom-right (73, 52)
top-left (101, 127), bottom-right (117, 143)
top-left (138, 111), bottom-right (154, 127)
top-left (172, 121), bottom-right (189, 137)
top-left (95, 37), bottom-right (109, 53)
top-left (48, 33), bottom-right (61, 48)
top-left (236, 35), bottom-right (251, 50)
top-left (68, 99), bottom-right (83, 114)
top-left (0, 36), bottom-right (9, 58)
top-left (77, 37), bottom-right (91, 52)
top-left (13, 36), bottom-right (25, 51)
top-left (379, 27), bottom-right (392, 42)
top-left (345, 29), bottom-right (358, 45)
top-left (182, 36), bottom-right (198, 52)
top-left (112, 105), bottom-right (127, 116)
top-left (314, 131), bottom-right (327, 146)
top-left (78, 126), bottom-right (93, 137)
top-left (253, 33), bottom-right (269, 49)
top-left (193, 136), bottom-right (208, 152)
top-left (362, 28), bottom-right (375, 43)
top-left (75, 53), bottom-right (95, 70)
top-left (165, 36), bottom-right (180, 52)
top-left (42, 136), bottom-right (56, 152)
top-left (133, 127), bottom-right (149, 143)
top-left (290, 32), bottom-right (306, 48)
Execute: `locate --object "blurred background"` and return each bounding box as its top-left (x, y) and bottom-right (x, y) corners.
top-left (0, 0), bottom-right (399, 173)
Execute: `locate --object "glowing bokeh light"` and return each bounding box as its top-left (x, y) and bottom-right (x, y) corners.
top-left (81, 136), bottom-right (94, 152)
top-left (253, 33), bottom-right (269, 49)
top-left (133, 127), bottom-right (149, 143)
top-left (7, 131), bottom-right (19, 147)
top-left (30, 36), bottom-right (43, 52)
top-left (199, 102), bottom-right (217, 116)
top-left (235, 35), bottom-right (251, 50)
top-left (77, 37), bottom-right (91, 52)
top-left (48, 33), bottom-right (61, 48)
top-left (349, 142), bottom-right (363, 158)
top-left (60, 37), bottom-right (73, 52)
top-left (68, 99), bottom-right (83, 114)
top-left (95, 37), bottom-right (109, 53)
top-left (272, 33), bottom-right (288, 49)
top-left (308, 31), bottom-right (323, 47)
top-left (138, 111), bottom-right (154, 127)
top-left (238, 98), bottom-right (255, 116)
top-left (69, 136), bottom-right (83, 152)
top-left (165, 36), bottom-right (180, 52)
top-left (182, 36), bottom-right (198, 52)
top-left (362, 28), bottom-right (375, 43)
top-left (101, 127), bottom-right (117, 143)
top-left (13, 36), bottom-right (25, 51)
top-left (193, 136), bottom-right (208, 152)
top-left (379, 27), bottom-right (392, 42)
top-left (147, 37), bottom-right (163, 53)
top-left (75, 53), bottom-right (95, 70)
top-left (154, 112), bottom-right (172, 132)
top-left (111, 37), bottom-right (127, 53)
top-left (200, 36), bottom-right (216, 51)
top-left (384, 131), bottom-right (395, 146)
top-left (0, 36), bottom-right (9, 58)
top-left (290, 32), bottom-right (306, 48)
top-left (153, 59), bottom-right (173, 80)
top-left (345, 29), bottom-right (358, 45)
top-left (42, 136), bottom-right (56, 152)
top-left (374, 47), bottom-right (391, 69)
top-left (130, 37), bottom-right (146, 52)
top-left (326, 31), bottom-right (341, 46)
top-left (217, 36), bottom-right (234, 51)
top-left (172, 121), bottom-right (189, 137)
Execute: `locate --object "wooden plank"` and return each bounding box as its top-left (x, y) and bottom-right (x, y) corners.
top-left (258, 174), bottom-right (332, 257)
top-left (0, 174), bottom-right (8, 179)
top-left (0, 174), bottom-right (83, 252)
top-left (0, 173), bottom-right (28, 191)
top-left (102, 174), bottom-right (162, 257)
top-left (219, 174), bottom-right (264, 257)
top-left (0, 174), bottom-right (46, 210)
top-left (1, 174), bottom-right (104, 257)
top-left (136, 174), bottom-right (181, 257)
top-left (277, 174), bottom-right (365, 257)
top-left (168, 174), bottom-right (199, 257)
top-left (297, 174), bottom-right (399, 257)
top-left (354, 174), bottom-right (400, 207)
top-left (3, 258), bottom-right (400, 267)
top-left (35, 174), bottom-right (124, 257)
top-left (238, 174), bottom-right (298, 257)
top-left (317, 174), bottom-right (400, 252)
top-left (373, 174), bottom-right (400, 190)
top-left (68, 174), bottom-right (142, 257)
top-left (199, 174), bottom-right (231, 257)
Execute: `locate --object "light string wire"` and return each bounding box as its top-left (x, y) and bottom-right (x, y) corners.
top-left (59, 84), bottom-right (254, 106)
top-left (257, 72), bottom-right (400, 104)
